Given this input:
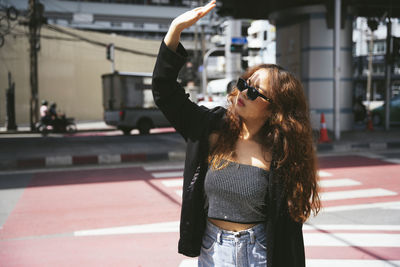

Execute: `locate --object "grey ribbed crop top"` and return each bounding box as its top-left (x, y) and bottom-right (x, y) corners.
top-left (204, 160), bottom-right (269, 223)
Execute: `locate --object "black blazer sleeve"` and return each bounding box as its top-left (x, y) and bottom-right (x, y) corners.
top-left (152, 40), bottom-right (214, 142)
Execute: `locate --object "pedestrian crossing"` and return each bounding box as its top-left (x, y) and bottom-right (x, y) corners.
top-left (147, 167), bottom-right (399, 207)
top-left (144, 164), bottom-right (400, 267)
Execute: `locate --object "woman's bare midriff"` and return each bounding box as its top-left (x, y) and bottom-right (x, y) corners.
top-left (208, 218), bottom-right (257, 232)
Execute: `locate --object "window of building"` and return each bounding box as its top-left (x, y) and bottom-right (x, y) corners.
top-left (394, 62), bottom-right (400, 75)
top-left (159, 24), bottom-right (169, 30)
top-left (373, 41), bottom-right (386, 54)
top-left (392, 81), bottom-right (400, 97)
top-left (372, 63), bottom-right (385, 74)
top-left (134, 22), bottom-right (144, 28)
top-left (111, 21), bottom-right (122, 27)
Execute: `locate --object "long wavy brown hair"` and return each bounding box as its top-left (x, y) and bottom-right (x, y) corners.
top-left (208, 64), bottom-right (321, 223)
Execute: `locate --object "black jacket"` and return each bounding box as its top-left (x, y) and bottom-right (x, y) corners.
top-left (152, 40), bottom-right (305, 267)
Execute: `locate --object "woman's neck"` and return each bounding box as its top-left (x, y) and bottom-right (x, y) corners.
top-left (239, 119), bottom-right (264, 141)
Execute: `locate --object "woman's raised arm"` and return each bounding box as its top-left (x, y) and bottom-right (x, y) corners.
top-left (164, 0), bottom-right (216, 52)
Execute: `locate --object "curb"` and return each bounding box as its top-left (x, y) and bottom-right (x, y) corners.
top-left (0, 151), bottom-right (186, 171)
top-left (317, 141), bottom-right (400, 152)
top-left (1, 141), bottom-right (400, 171)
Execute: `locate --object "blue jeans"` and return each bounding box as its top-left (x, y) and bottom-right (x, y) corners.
top-left (198, 220), bottom-right (267, 267)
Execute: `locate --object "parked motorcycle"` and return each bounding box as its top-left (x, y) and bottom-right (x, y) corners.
top-left (36, 115), bottom-right (77, 136)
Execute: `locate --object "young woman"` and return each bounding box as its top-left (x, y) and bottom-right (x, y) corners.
top-left (152, 1), bottom-right (321, 266)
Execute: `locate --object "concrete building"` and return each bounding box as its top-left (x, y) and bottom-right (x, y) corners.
top-left (353, 17), bottom-right (400, 104)
top-left (247, 20), bottom-right (276, 67)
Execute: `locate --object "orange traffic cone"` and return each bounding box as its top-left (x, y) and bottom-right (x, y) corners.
top-left (318, 113), bottom-right (331, 143)
top-left (366, 110), bottom-right (374, 131)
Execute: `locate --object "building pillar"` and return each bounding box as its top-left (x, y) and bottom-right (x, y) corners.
top-left (271, 5), bottom-right (354, 131)
top-left (225, 19), bottom-right (242, 82)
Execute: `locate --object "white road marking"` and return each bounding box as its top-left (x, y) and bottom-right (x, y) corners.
top-left (319, 179), bottom-right (361, 188)
top-left (98, 154), bottom-right (121, 164)
top-left (305, 233), bottom-right (400, 247)
top-left (382, 158), bottom-right (400, 164)
top-left (306, 260), bottom-right (400, 267)
top-left (382, 201), bottom-right (400, 210)
top-left (323, 201), bottom-right (400, 212)
top-left (179, 259), bottom-right (400, 267)
top-left (179, 259), bottom-right (197, 267)
top-left (74, 221), bottom-right (179, 237)
top-left (45, 156), bottom-right (72, 166)
top-left (151, 171), bottom-right (183, 178)
top-left (161, 179), bottom-right (183, 187)
top-left (318, 171), bottom-right (333, 177)
top-left (321, 188), bottom-right (397, 201)
top-left (74, 221), bottom-right (400, 245)
top-left (175, 190), bottom-right (183, 197)
top-left (303, 224), bottom-right (400, 231)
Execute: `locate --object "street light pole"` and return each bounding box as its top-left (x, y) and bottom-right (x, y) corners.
top-left (202, 47), bottom-right (225, 95)
top-left (384, 19), bottom-right (392, 130)
top-left (366, 32), bottom-right (373, 111)
top-left (334, 0), bottom-right (341, 140)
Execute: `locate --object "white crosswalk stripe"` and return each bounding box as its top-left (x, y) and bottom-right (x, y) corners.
top-left (318, 171), bottom-right (397, 202)
top-left (175, 190), bottom-right (183, 197)
top-left (180, 259), bottom-right (400, 267)
top-left (148, 168), bottom-right (400, 267)
top-left (318, 170), bottom-right (333, 177)
top-left (161, 179), bottom-right (182, 187)
top-left (151, 171), bottom-right (183, 178)
top-left (321, 188), bottom-right (397, 201)
top-left (153, 170), bottom-right (398, 200)
top-left (304, 233), bottom-right (400, 247)
top-left (306, 260), bottom-right (400, 267)
top-left (319, 178), bottom-right (361, 187)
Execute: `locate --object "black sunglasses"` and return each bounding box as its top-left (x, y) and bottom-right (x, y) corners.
top-left (236, 78), bottom-right (273, 103)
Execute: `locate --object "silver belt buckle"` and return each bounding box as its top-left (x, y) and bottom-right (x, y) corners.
top-left (234, 231), bottom-right (244, 238)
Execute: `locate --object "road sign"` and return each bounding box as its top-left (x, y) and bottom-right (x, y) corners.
top-left (231, 37), bottom-right (247, 45)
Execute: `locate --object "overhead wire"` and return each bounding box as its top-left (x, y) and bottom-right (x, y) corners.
top-left (44, 23), bottom-right (157, 57)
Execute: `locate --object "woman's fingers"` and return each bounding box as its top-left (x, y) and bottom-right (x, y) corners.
top-left (165, 0), bottom-right (216, 50)
top-left (200, 0), bottom-right (216, 17)
top-left (172, 1), bottom-right (216, 31)
top-left (193, 1), bottom-right (216, 19)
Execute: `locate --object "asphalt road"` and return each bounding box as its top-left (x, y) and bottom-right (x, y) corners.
top-left (0, 151), bottom-right (400, 267)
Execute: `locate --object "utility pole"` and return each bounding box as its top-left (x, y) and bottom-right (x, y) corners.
top-left (28, 0), bottom-right (43, 131)
top-left (6, 72), bottom-right (17, 131)
top-left (366, 34), bottom-right (373, 110)
top-left (366, 19), bottom-right (378, 112)
top-left (384, 19), bottom-right (392, 130)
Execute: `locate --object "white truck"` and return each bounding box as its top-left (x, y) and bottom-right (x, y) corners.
top-left (102, 72), bottom-right (170, 135)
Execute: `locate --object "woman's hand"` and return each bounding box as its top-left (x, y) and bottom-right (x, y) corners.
top-left (164, 0), bottom-right (216, 51)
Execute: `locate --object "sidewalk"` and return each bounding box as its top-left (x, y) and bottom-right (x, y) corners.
top-left (0, 121), bottom-right (115, 135)
top-left (0, 121), bottom-right (399, 170)
top-left (317, 126), bottom-right (400, 152)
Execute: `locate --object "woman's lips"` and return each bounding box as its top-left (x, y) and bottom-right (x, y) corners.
top-left (238, 98), bottom-right (245, 106)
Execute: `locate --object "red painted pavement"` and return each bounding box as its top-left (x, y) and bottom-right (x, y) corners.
top-left (1, 233), bottom-right (186, 267)
top-left (0, 167), bottom-right (180, 239)
top-left (1, 155), bottom-right (399, 266)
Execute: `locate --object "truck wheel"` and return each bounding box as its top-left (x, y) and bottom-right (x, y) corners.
top-left (120, 127), bottom-right (132, 135)
top-left (66, 123), bottom-right (77, 133)
top-left (138, 119), bottom-right (152, 135)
